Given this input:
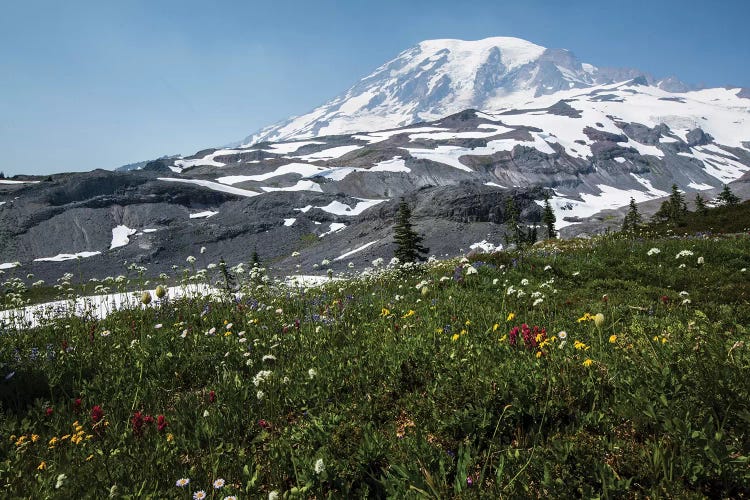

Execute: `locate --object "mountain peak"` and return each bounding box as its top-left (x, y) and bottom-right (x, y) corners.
top-left (241, 36), bottom-right (688, 146)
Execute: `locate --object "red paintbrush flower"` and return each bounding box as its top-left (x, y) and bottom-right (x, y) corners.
top-left (208, 390), bottom-right (216, 404)
top-left (132, 411), bottom-right (145, 437)
top-left (157, 415), bottom-right (168, 432)
top-left (91, 405), bottom-right (104, 424)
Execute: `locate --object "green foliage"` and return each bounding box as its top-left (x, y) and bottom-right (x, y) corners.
top-left (542, 195), bottom-right (557, 239)
top-left (393, 199), bottom-right (428, 263)
top-left (0, 234), bottom-right (749, 497)
top-left (716, 184), bottom-right (740, 207)
top-left (621, 197), bottom-right (643, 234)
top-left (653, 184), bottom-right (688, 225)
top-left (694, 193), bottom-right (709, 215)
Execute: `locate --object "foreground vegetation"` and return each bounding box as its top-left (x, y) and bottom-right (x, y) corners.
top-left (1, 230), bottom-right (749, 498)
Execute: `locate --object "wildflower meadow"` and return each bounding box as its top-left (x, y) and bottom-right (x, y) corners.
top-left (1, 232), bottom-right (749, 498)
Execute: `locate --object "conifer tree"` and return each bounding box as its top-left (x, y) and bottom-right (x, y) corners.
top-left (503, 196), bottom-right (525, 248)
top-left (622, 197), bottom-right (642, 233)
top-left (694, 193), bottom-right (709, 215)
top-left (393, 199), bottom-right (428, 263)
top-left (654, 184), bottom-right (687, 224)
top-left (542, 195), bottom-right (557, 239)
top-left (716, 184), bottom-right (740, 206)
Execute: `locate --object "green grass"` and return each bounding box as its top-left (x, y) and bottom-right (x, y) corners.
top-left (1, 234), bottom-right (749, 498)
top-left (646, 200), bottom-right (750, 236)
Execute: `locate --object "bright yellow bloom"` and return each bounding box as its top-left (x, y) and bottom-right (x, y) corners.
top-left (85, 435), bottom-right (93, 440)
top-left (574, 340), bottom-right (590, 351)
top-left (380, 308), bottom-right (390, 317)
top-left (85, 454), bottom-right (94, 462)
top-left (492, 323), bottom-right (499, 332)
top-left (402, 310), bottom-right (415, 319)
top-left (506, 312), bottom-right (515, 322)
top-left (15, 435), bottom-right (27, 446)
top-left (48, 437), bottom-right (58, 446)
top-left (464, 320), bottom-right (471, 326)
top-left (451, 334), bottom-right (460, 342)
top-left (609, 335), bottom-right (618, 344)
top-left (31, 434), bottom-right (39, 443)
top-left (535, 333), bottom-right (544, 344)
top-left (166, 433), bottom-right (174, 443)
top-left (582, 358), bottom-right (594, 367)
top-left (460, 329), bottom-right (468, 336)
top-left (61, 434), bottom-right (70, 440)
top-left (536, 351), bottom-right (542, 358)
top-left (499, 334), bottom-right (507, 342)
top-left (224, 331), bottom-right (232, 336)
top-left (577, 313), bottom-right (593, 323)
top-left (37, 461), bottom-right (47, 470)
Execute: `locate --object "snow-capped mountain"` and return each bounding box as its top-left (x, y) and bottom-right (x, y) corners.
top-left (241, 37), bottom-right (699, 145)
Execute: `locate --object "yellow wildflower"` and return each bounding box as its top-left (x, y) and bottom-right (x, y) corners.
top-left (31, 434), bottom-right (39, 443)
top-left (48, 437), bottom-right (58, 446)
top-left (465, 320), bottom-right (471, 326)
top-left (37, 461), bottom-right (47, 470)
top-left (577, 313), bottom-right (593, 323)
top-left (15, 435), bottom-right (27, 446)
top-left (499, 334), bottom-right (507, 342)
top-left (402, 310), bottom-right (415, 319)
top-left (451, 334), bottom-right (460, 342)
top-left (506, 312), bottom-right (515, 322)
top-left (166, 433), bottom-right (174, 443)
top-left (492, 323), bottom-right (499, 332)
top-left (61, 434), bottom-right (70, 440)
top-left (380, 308), bottom-right (390, 317)
top-left (574, 340), bottom-right (590, 351)
top-left (460, 329), bottom-right (467, 336)
top-left (609, 335), bottom-right (618, 344)
top-left (85, 454), bottom-right (94, 462)
top-left (583, 358), bottom-right (594, 367)
top-left (224, 331), bottom-right (232, 336)
top-left (85, 435), bottom-right (93, 440)
top-left (536, 351), bottom-right (542, 358)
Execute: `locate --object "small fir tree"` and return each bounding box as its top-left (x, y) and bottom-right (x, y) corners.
top-left (654, 184), bottom-right (687, 224)
top-left (542, 195), bottom-right (557, 239)
top-left (716, 184), bottom-right (740, 206)
top-left (694, 193), bottom-right (709, 215)
top-left (503, 196), bottom-right (525, 248)
top-left (393, 200), bottom-right (428, 263)
top-left (622, 197), bottom-right (642, 233)
top-left (251, 249), bottom-right (261, 267)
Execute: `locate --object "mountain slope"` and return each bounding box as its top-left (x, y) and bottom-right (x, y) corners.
top-left (240, 36), bottom-right (697, 145)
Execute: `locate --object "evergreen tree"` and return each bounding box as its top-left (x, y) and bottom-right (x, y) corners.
top-left (653, 184), bottom-right (687, 224)
top-left (503, 196), bottom-right (525, 248)
top-left (622, 197), bottom-right (642, 234)
top-left (251, 249), bottom-right (261, 267)
top-left (716, 184), bottom-right (740, 206)
top-left (694, 193), bottom-right (709, 215)
top-left (527, 224), bottom-right (538, 244)
top-left (0, 171), bottom-right (4, 179)
top-left (393, 200), bottom-right (428, 263)
top-left (542, 195), bottom-right (557, 239)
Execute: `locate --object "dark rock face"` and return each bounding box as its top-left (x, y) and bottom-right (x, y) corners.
top-left (686, 128), bottom-right (714, 147)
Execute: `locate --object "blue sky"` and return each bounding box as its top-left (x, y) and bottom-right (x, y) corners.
top-left (2, 0), bottom-right (749, 176)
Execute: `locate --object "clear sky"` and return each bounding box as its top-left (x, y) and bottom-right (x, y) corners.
top-left (2, 0), bottom-right (749, 176)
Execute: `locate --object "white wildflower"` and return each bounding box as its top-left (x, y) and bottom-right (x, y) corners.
top-left (647, 248), bottom-right (660, 256)
top-left (314, 458), bottom-right (325, 474)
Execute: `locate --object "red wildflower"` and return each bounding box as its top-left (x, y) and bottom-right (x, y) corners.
top-left (73, 398), bottom-right (82, 413)
top-left (91, 405), bottom-right (104, 424)
top-left (144, 414), bottom-right (154, 425)
top-left (258, 419), bottom-right (272, 430)
top-left (157, 415), bottom-right (168, 432)
top-left (209, 390), bottom-right (216, 404)
top-left (45, 407), bottom-right (54, 417)
top-left (132, 411), bottom-right (145, 438)
top-left (661, 295), bottom-right (670, 305)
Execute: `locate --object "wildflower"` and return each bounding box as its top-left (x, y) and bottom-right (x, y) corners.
top-left (465, 265), bottom-right (478, 275)
top-left (258, 419), bottom-right (272, 430)
top-left (213, 478), bottom-right (225, 489)
top-left (193, 490), bottom-right (207, 500)
top-left (594, 313), bottom-right (605, 327)
top-left (308, 368), bottom-right (317, 379)
top-left (506, 312), bottom-right (515, 322)
top-left (155, 285), bottom-right (167, 298)
top-left (37, 461), bottom-right (47, 470)
top-left (609, 335), bottom-right (618, 343)
top-left (647, 248), bottom-right (660, 256)
top-left (45, 407), bottom-right (54, 417)
top-left (55, 474), bottom-right (67, 489)
top-left (675, 250), bottom-right (694, 259)
top-left (451, 334), bottom-right (460, 342)
top-left (257, 390), bottom-right (265, 400)
top-left (91, 405), bottom-right (104, 425)
top-left (697, 256), bottom-right (704, 265)
top-left (314, 458), bottom-right (325, 474)
top-left (380, 307), bottom-right (390, 317)
top-left (141, 291), bottom-right (152, 305)
top-left (176, 478), bottom-right (190, 488)
top-left (557, 331), bottom-right (567, 340)
top-left (402, 310), bottom-right (416, 319)
top-left (154, 323), bottom-right (163, 329)
top-left (48, 436), bottom-right (59, 446)
top-left (582, 358), bottom-right (594, 367)
top-left (252, 370), bottom-right (272, 386)
top-left (520, 278), bottom-right (529, 286)
top-left (533, 298), bottom-right (543, 307)
top-left (157, 415), bottom-right (168, 432)
top-left (200, 246), bottom-right (206, 254)
top-left (262, 354), bottom-right (276, 363)
top-left (577, 313), bottom-right (593, 323)
top-left (268, 492), bottom-right (280, 500)
top-left (186, 255), bottom-right (197, 264)
top-left (574, 340), bottom-right (590, 351)
top-left (85, 454), bottom-right (93, 461)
